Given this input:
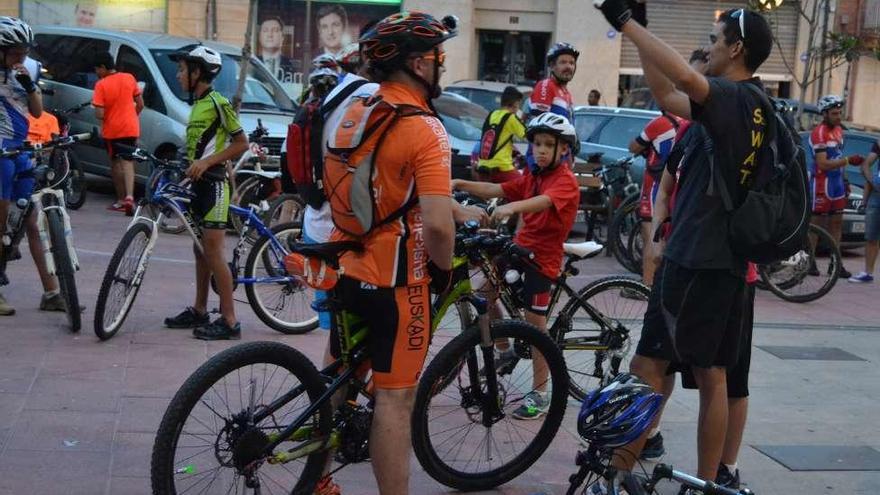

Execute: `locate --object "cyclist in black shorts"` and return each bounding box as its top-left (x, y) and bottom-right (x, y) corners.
top-left (594, 1), bottom-right (774, 489)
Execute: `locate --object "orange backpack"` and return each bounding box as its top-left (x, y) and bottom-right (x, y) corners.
top-left (323, 95), bottom-right (430, 237)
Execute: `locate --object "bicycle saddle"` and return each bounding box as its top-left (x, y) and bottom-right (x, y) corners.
top-left (289, 241), bottom-right (364, 268)
top-left (236, 169), bottom-right (281, 180)
top-left (563, 241), bottom-right (604, 260)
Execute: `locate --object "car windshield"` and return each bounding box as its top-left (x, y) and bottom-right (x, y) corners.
top-left (574, 113), bottom-right (608, 143)
top-left (434, 95), bottom-right (488, 141)
top-left (151, 49), bottom-right (295, 112)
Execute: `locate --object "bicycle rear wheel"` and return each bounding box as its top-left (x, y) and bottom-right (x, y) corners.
top-left (62, 151), bottom-right (87, 210)
top-left (265, 193), bottom-right (305, 229)
top-left (47, 208), bottom-right (80, 332)
top-left (244, 221), bottom-right (318, 334)
top-left (759, 223), bottom-right (841, 303)
top-left (608, 195), bottom-right (641, 274)
top-left (151, 341), bottom-right (331, 495)
top-left (412, 319), bottom-right (568, 491)
top-left (552, 276), bottom-right (650, 401)
top-left (94, 221), bottom-right (153, 340)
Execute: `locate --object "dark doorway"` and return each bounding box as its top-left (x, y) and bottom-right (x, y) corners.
top-left (478, 30), bottom-right (550, 86)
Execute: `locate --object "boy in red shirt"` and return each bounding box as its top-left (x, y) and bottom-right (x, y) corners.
top-left (451, 112), bottom-right (580, 419)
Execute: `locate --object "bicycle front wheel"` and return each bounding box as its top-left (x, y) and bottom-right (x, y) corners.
top-left (151, 341), bottom-right (331, 495)
top-left (412, 319), bottom-right (568, 491)
top-left (553, 276), bottom-right (650, 400)
top-left (47, 208), bottom-right (80, 332)
top-left (759, 223), bottom-right (841, 303)
top-left (608, 195), bottom-right (641, 275)
top-left (94, 221), bottom-right (153, 340)
top-left (244, 221), bottom-right (318, 334)
top-left (265, 193), bottom-right (305, 229)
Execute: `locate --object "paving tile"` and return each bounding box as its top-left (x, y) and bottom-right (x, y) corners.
top-left (0, 364), bottom-right (37, 394)
top-left (108, 477), bottom-right (151, 495)
top-left (0, 449), bottom-right (109, 494)
top-left (111, 432), bottom-right (154, 478)
top-left (0, 393), bottom-right (26, 430)
top-left (24, 376), bottom-right (121, 412)
top-left (126, 342), bottom-right (207, 370)
top-left (123, 366), bottom-right (190, 399)
top-left (6, 410), bottom-right (116, 452)
top-left (117, 397), bottom-right (170, 433)
top-left (757, 345), bottom-right (867, 361)
top-left (754, 445), bottom-right (880, 471)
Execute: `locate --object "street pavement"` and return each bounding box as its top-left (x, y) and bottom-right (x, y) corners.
top-left (1, 182), bottom-right (879, 495)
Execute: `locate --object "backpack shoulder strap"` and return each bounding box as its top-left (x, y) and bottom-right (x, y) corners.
top-left (488, 111), bottom-right (515, 158)
top-left (321, 78), bottom-right (370, 118)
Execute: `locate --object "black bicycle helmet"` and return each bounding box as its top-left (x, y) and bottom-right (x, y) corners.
top-left (577, 373), bottom-right (663, 449)
top-left (360, 11), bottom-right (457, 99)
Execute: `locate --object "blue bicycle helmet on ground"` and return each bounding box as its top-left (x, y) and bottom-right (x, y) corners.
top-left (577, 373), bottom-right (663, 449)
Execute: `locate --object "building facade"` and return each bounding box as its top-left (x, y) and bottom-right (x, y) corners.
top-left (0, 0), bottom-right (875, 128)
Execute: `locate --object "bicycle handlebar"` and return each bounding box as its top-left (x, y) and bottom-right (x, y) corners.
top-left (650, 464), bottom-right (754, 495)
top-left (0, 133), bottom-right (91, 158)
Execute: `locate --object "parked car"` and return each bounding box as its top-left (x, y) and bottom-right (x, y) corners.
top-left (572, 106), bottom-right (658, 185)
top-left (31, 27), bottom-right (297, 184)
top-left (444, 80), bottom-right (532, 115)
top-left (799, 129), bottom-right (880, 247)
top-left (433, 92), bottom-right (488, 179)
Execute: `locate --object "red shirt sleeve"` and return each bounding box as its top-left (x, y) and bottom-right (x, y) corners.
top-left (810, 125), bottom-right (828, 153)
top-left (92, 79), bottom-right (105, 107)
top-left (542, 168), bottom-right (580, 214)
top-left (501, 173), bottom-right (528, 202)
top-left (529, 80), bottom-right (553, 114)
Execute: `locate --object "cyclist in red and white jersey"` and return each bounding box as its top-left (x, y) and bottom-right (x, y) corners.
top-left (528, 42), bottom-right (577, 121)
top-left (810, 94), bottom-right (864, 279)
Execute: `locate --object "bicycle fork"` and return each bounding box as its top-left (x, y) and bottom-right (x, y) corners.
top-left (37, 192), bottom-right (80, 275)
top-left (465, 295), bottom-right (505, 428)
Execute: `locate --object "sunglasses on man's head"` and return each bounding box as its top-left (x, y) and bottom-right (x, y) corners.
top-left (729, 8), bottom-right (746, 40)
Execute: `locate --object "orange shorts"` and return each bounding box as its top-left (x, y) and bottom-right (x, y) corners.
top-left (330, 277), bottom-right (431, 389)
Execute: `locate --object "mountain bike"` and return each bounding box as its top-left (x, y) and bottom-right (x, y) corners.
top-left (758, 223), bottom-right (841, 303)
top-left (456, 223), bottom-right (650, 400)
top-left (578, 155), bottom-right (640, 247)
top-left (566, 445), bottom-right (754, 495)
top-left (608, 193), bottom-right (643, 275)
top-left (93, 149), bottom-right (315, 340)
top-left (151, 235), bottom-right (569, 494)
top-left (0, 133), bottom-right (91, 332)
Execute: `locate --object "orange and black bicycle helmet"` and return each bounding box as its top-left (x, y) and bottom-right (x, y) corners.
top-left (359, 11), bottom-right (457, 98)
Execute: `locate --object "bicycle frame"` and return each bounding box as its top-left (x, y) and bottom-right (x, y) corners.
top-left (237, 254), bottom-right (490, 466)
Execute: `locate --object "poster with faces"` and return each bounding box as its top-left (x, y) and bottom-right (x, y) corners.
top-left (22, 0), bottom-right (167, 32)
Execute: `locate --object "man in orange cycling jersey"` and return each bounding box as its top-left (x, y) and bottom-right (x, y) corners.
top-left (321, 11), bottom-right (456, 495)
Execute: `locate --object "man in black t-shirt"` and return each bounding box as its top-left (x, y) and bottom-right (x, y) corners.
top-left (594, 1), bottom-right (774, 489)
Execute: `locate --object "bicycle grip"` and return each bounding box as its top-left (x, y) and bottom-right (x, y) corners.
top-left (508, 243), bottom-right (535, 261)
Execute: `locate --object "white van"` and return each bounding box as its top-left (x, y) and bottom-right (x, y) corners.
top-left (31, 27), bottom-right (296, 183)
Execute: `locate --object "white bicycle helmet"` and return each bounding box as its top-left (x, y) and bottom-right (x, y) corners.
top-left (169, 44), bottom-right (223, 77)
top-left (0, 17), bottom-right (33, 48)
top-left (817, 94), bottom-right (844, 113)
top-left (312, 53), bottom-right (340, 72)
top-left (527, 112), bottom-right (578, 150)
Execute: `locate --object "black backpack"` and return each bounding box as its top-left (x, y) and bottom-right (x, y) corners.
top-left (708, 83), bottom-right (810, 264)
top-left (477, 110), bottom-right (516, 160)
top-left (285, 79), bottom-right (369, 209)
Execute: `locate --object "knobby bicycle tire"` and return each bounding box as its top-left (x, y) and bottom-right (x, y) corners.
top-left (554, 276), bottom-right (650, 401)
top-left (151, 341), bottom-right (331, 495)
top-left (47, 208), bottom-right (81, 332)
top-left (759, 223), bottom-right (841, 303)
top-left (244, 221), bottom-right (318, 334)
top-left (608, 194), bottom-right (641, 274)
top-left (94, 221), bottom-right (153, 340)
top-left (63, 151), bottom-right (87, 210)
top-left (265, 193), bottom-right (305, 229)
top-left (412, 319), bottom-right (568, 491)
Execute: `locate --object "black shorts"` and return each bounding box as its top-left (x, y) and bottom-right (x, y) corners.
top-left (498, 257), bottom-right (552, 316)
top-left (636, 259), bottom-right (747, 369)
top-left (105, 137), bottom-right (138, 160)
top-left (191, 177), bottom-right (230, 230)
top-left (329, 277), bottom-right (431, 389)
top-left (678, 284), bottom-right (755, 398)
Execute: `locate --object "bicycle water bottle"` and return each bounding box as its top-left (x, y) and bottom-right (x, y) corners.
top-left (504, 269), bottom-right (527, 307)
top-left (2, 198), bottom-right (28, 247)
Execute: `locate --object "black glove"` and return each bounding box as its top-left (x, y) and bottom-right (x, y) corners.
top-left (427, 260), bottom-right (453, 294)
top-left (630, 0), bottom-right (648, 27)
top-left (593, 0), bottom-right (633, 31)
top-left (15, 71), bottom-right (36, 94)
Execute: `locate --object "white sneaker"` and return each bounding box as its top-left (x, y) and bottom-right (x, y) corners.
top-left (0, 292), bottom-right (14, 316)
